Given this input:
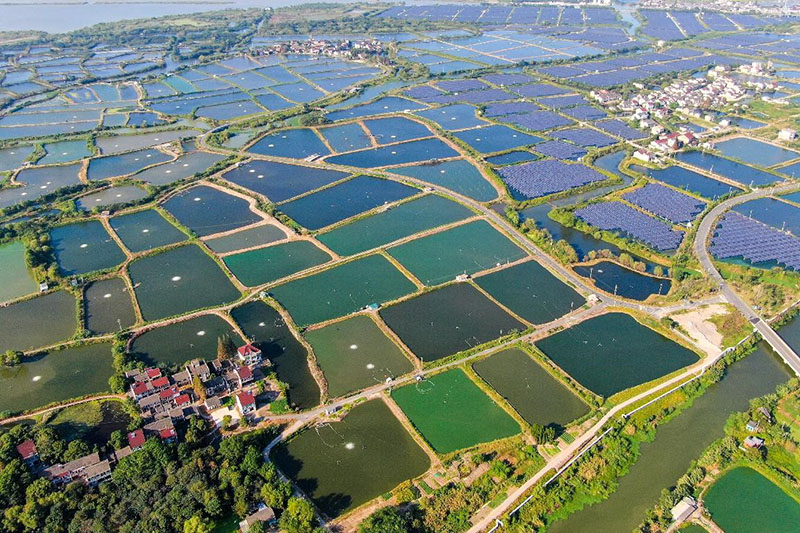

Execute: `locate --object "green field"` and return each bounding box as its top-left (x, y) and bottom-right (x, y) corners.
top-left (704, 467), bottom-right (800, 533)
top-left (387, 220), bottom-right (527, 286)
top-left (391, 368), bottom-right (520, 454)
top-left (304, 315), bottom-right (414, 398)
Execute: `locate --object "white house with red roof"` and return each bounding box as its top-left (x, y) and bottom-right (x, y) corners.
top-left (16, 440), bottom-right (39, 466)
top-left (237, 391), bottom-right (256, 415)
top-left (127, 429), bottom-right (146, 450)
top-left (237, 344), bottom-right (262, 367)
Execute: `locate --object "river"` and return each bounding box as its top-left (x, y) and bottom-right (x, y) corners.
top-left (548, 321), bottom-right (795, 533)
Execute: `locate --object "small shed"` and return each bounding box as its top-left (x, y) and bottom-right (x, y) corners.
top-left (670, 496), bottom-right (697, 524)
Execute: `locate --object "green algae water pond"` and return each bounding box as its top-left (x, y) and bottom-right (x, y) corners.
top-left (473, 348), bottom-right (589, 428)
top-left (387, 220), bottom-right (527, 286)
top-left (223, 240), bottom-right (331, 287)
top-left (391, 368), bottom-right (519, 454)
top-left (704, 467), bottom-right (800, 533)
top-left (380, 282), bottom-right (525, 362)
top-left (129, 314), bottom-right (243, 367)
top-left (270, 254), bottom-right (417, 327)
top-left (205, 224), bottom-right (287, 254)
top-left (475, 260), bottom-right (584, 325)
top-left (535, 312), bottom-right (698, 397)
top-left (304, 315), bottom-right (413, 398)
top-left (0, 240), bottom-right (38, 303)
top-left (0, 343), bottom-right (113, 413)
top-left (271, 399), bottom-right (430, 518)
top-left (0, 291), bottom-right (77, 353)
top-left (129, 245), bottom-right (241, 321)
top-left (317, 194), bottom-right (473, 256)
top-left (84, 277), bottom-right (136, 334)
top-left (547, 344), bottom-right (793, 533)
top-left (232, 300), bottom-right (320, 410)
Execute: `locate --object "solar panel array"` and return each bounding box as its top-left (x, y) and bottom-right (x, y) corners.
top-left (534, 140), bottom-right (587, 160)
top-left (552, 128), bottom-right (617, 147)
top-left (711, 211), bottom-right (800, 270)
top-left (495, 110), bottom-right (574, 132)
top-left (576, 201), bottom-right (684, 251)
top-left (483, 101), bottom-right (540, 117)
top-left (498, 160), bottom-right (605, 199)
top-left (623, 183), bottom-right (706, 224)
top-left (595, 119), bottom-right (646, 140)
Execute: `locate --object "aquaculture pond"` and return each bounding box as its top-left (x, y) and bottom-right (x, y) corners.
top-left (675, 151), bottom-right (782, 187)
top-left (134, 151), bottom-right (227, 186)
top-left (475, 260), bottom-right (584, 324)
top-left (162, 185), bottom-right (262, 237)
top-left (205, 224), bottom-right (287, 253)
top-left (380, 282), bottom-right (526, 362)
top-left (548, 343), bottom-right (793, 533)
top-left (271, 399), bottom-right (430, 518)
top-left (317, 194), bottom-right (473, 256)
top-left (248, 128), bottom-right (330, 159)
top-left (38, 139), bottom-right (92, 165)
top-left (84, 277), bottom-right (136, 334)
top-left (715, 137), bottom-right (800, 167)
top-left (109, 209), bottom-right (187, 253)
top-left (473, 348), bottom-right (589, 428)
top-left (95, 130), bottom-right (192, 155)
top-left (48, 399), bottom-right (132, 447)
top-left (391, 368), bottom-right (519, 453)
top-left (535, 313), bottom-right (698, 398)
top-left (87, 148), bottom-right (172, 181)
top-left (51, 220), bottom-right (126, 276)
top-left (453, 125), bottom-right (543, 154)
top-left (733, 197), bottom-right (800, 235)
top-left (232, 300), bottom-right (320, 409)
top-left (389, 159), bottom-right (498, 202)
top-left (279, 176), bottom-right (417, 231)
top-left (76, 185), bottom-right (149, 210)
top-left (0, 291), bottom-right (77, 353)
top-left (0, 343), bottom-right (113, 413)
top-left (574, 261), bottom-right (670, 301)
top-left (270, 254), bottom-right (417, 327)
top-left (415, 103), bottom-right (487, 130)
top-left (629, 164), bottom-right (737, 199)
top-left (128, 244), bottom-right (241, 321)
top-left (305, 315), bottom-right (413, 398)
top-left (222, 160), bottom-right (350, 203)
top-left (0, 145), bottom-right (35, 172)
top-left (130, 314), bottom-right (243, 367)
top-left (319, 122), bottom-right (372, 153)
top-left (704, 467), bottom-right (800, 533)
top-left (325, 96), bottom-right (425, 122)
top-left (388, 220), bottom-right (527, 286)
top-left (0, 162), bottom-right (82, 210)
top-left (223, 240), bottom-right (331, 287)
top-left (325, 138), bottom-right (457, 168)
top-left (364, 116), bottom-right (432, 144)
top-left (0, 240), bottom-right (38, 303)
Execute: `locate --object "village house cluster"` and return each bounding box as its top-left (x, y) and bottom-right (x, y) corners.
top-left (253, 38), bottom-right (385, 61)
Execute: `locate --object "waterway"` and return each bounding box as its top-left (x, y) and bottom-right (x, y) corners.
top-left (548, 335), bottom-right (794, 533)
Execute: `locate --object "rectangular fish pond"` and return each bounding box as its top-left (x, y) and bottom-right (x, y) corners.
top-left (84, 277), bottom-right (136, 334)
top-left (534, 312), bottom-right (698, 398)
top-left (109, 209), bottom-right (188, 253)
top-left (379, 282), bottom-right (526, 362)
top-left (51, 220), bottom-right (126, 276)
top-left (0, 240), bottom-right (38, 303)
top-left (0, 291), bottom-right (77, 353)
top-left (162, 184), bottom-right (263, 237)
top-left (223, 240), bottom-right (331, 287)
top-left (388, 159), bottom-right (498, 202)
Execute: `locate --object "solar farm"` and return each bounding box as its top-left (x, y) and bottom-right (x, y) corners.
top-left (3, 1), bottom-right (800, 531)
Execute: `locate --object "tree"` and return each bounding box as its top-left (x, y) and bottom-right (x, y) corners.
top-left (359, 506), bottom-right (408, 533)
top-left (63, 440), bottom-right (91, 462)
top-left (183, 515), bottom-right (212, 533)
top-left (109, 430), bottom-right (125, 450)
top-left (193, 375), bottom-right (207, 403)
top-left (217, 335), bottom-right (237, 361)
top-left (3, 350), bottom-right (21, 367)
top-left (279, 497), bottom-right (316, 533)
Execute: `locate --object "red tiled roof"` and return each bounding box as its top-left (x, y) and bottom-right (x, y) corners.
top-left (237, 366), bottom-right (253, 379)
top-left (16, 439), bottom-right (37, 460)
top-left (238, 391), bottom-right (256, 406)
top-left (237, 344), bottom-right (260, 357)
top-left (151, 376), bottom-right (169, 388)
top-left (175, 394), bottom-right (191, 406)
top-left (159, 386), bottom-right (179, 400)
top-left (145, 368), bottom-right (162, 379)
top-left (128, 429), bottom-right (145, 449)
top-left (159, 427), bottom-right (177, 440)
top-left (131, 381), bottom-right (150, 396)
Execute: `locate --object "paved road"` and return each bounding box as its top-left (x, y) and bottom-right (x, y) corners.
top-left (693, 182), bottom-right (800, 376)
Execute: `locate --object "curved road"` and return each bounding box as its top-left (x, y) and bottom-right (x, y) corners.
top-left (693, 182), bottom-right (800, 375)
